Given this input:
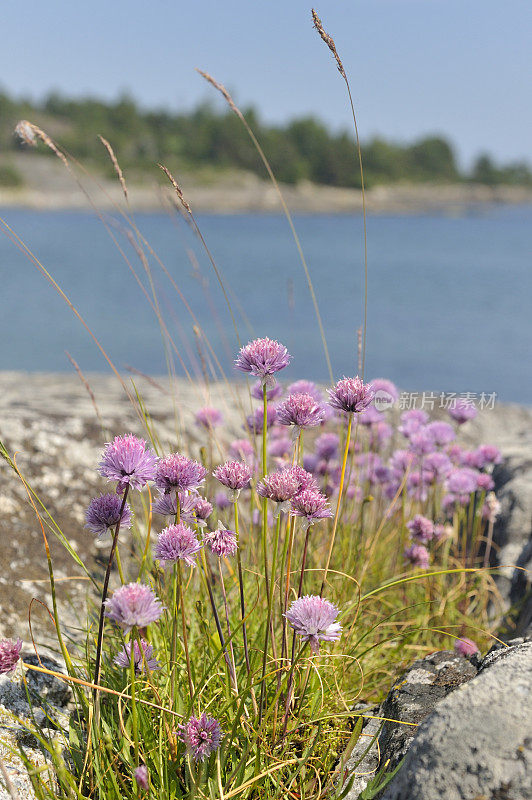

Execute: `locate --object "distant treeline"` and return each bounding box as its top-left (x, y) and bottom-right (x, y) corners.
top-left (1, 91), bottom-right (531, 189)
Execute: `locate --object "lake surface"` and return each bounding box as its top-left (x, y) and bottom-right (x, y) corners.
top-left (1, 206), bottom-right (531, 403)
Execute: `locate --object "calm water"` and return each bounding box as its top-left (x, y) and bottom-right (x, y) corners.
top-left (1, 206), bottom-right (531, 403)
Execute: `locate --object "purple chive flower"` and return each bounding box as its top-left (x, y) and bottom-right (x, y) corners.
top-left (213, 460), bottom-right (252, 496)
top-left (357, 405), bottom-right (384, 426)
top-left (134, 765), bottom-right (149, 791)
top-left (251, 380), bottom-right (283, 401)
top-left (85, 493), bottom-right (132, 537)
top-left (476, 473), bottom-right (495, 492)
top-left (152, 490), bottom-right (197, 520)
top-left (424, 452), bottom-right (453, 483)
top-left (244, 405), bottom-right (277, 434)
top-left (454, 637), bottom-right (479, 657)
top-left (257, 468), bottom-right (301, 505)
top-left (154, 523), bottom-right (202, 568)
top-left (277, 392), bottom-right (325, 432)
top-left (369, 378), bottom-right (399, 403)
top-left (474, 444), bottom-right (502, 469)
top-left (214, 491), bottom-right (232, 510)
top-left (228, 438), bottom-right (256, 466)
top-left (285, 595), bottom-right (342, 654)
top-left (425, 421), bottom-right (456, 446)
top-left (408, 428), bottom-right (436, 456)
top-left (114, 638), bottom-right (161, 672)
top-left (287, 465), bottom-right (320, 493)
top-left (98, 434), bottom-right (157, 494)
top-left (287, 380), bottom-right (324, 402)
top-left (398, 409), bottom-right (429, 438)
top-left (203, 525), bottom-right (238, 557)
top-left (155, 453), bottom-right (207, 494)
top-left (448, 400), bottom-right (478, 424)
top-left (235, 337), bottom-right (291, 385)
top-left (290, 489), bottom-right (333, 526)
top-left (407, 514), bottom-right (435, 544)
top-left (404, 544), bottom-right (430, 569)
top-left (0, 638), bottom-right (22, 674)
top-left (105, 583), bottom-right (164, 632)
top-left (178, 713), bottom-right (223, 762)
top-left (315, 433), bottom-right (339, 461)
top-left (195, 406), bottom-right (223, 430)
top-left (194, 496), bottom-right (214, 523)
top-left (327, 376), bottom-right (374, 414)
top-left (269, 436), bottom-right (292, 458)
top-left (446, 467), bottom-right (479, 501)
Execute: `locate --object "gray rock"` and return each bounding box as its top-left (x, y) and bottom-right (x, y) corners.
top-left (378, 650), bottom-right (477, 772)
top-left (0, 653), bottom-right (72, 800)
top-left (380, 641), bottom-right (532, 800)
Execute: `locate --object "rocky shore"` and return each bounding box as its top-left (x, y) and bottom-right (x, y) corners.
top-left (0, 371), bottom-right (530, 799)
top-left (1, 154), bottom-right (532, 214)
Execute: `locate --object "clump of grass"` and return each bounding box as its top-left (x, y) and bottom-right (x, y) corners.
top-left (0, 349), bottom-right (503, 799)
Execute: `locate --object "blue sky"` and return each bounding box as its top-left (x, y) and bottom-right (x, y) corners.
top-left (2, 0), bottom-right (530, 167)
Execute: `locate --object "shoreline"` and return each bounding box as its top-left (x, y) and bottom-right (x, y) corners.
top-left (1, 157), bottom-right (532, 215)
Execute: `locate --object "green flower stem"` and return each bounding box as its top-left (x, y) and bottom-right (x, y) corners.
top-left (258, 510), bottom-right (282, 724)
top-left (218, 557), bottom-right (238, 692)
top-left (234, 499), bottom-right (251, 678)
top-left (200, 549), bottom-right (234, 698)
top-left (92, 484), bottom-right (131, 716)
top-left (320, 414), bottom-right (353, 596)
top-left (177, 562), bottom-right (195, 711)
top-left (170, 562), bottom-right (178, 708)
top-left (261, 383), bottom-right (271, 607)
top-left (129, 628), bottom-right (140, 796)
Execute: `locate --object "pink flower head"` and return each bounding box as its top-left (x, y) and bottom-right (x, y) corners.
top-left (357, 405), bottom-right (384, 426)
top-left (257, 468), bottom-right (300, 505)
top-left (134, 765), bottom-right (149, 791)
top-left (251, 380), bottom-right (283, 401)
top-left (315, 433), bottom-right (339, 461)
top-left (369, 378), bottom-right (399, 403)
top-left (85, 493), bottom-right (132, 537)
top-left (98, 434), bottom-right (157, 494)
top-left (154, 523), bottom-right (203, 568)
top-left (214, 491), bottom-right (232, 510)
top-left (446, 467), bottom-right (479, 499)
top-left (407, 514), bottom-right (435, 543)
top-left (0, 638), bottom-right (22, 674)
top-left (269, 436), bottom-right (292, 458)
top-left (277, 393), bottom-right (325, 432)
top-left (152, 490), bottom-right (197, 521)
top-left (448, 400), bottom-right (478, 424)
top-left (195, 406), bottom-right (223, 430)
top-left (424, 452), bottom-right (452, 483)
top-left (404, 543), bottom-right (430, 569)
top-left (194, 495), bottom-right (214, 522)
top-left (287, 380), bottom-right (324, 403)
top-left (285, 595), bottom-right (342, 654)
top-left (203, 524), bottom-right (238, 557)
top-left (114, 638), bottom-right (161, 672)
top-left (290, 489), bottom-right (333, 526)
top-left (476, 473), bottom-right (495, 492)
top-left (235, 337), bottom-right (291, 384)
top-left (327, 376), bottom-right (374, 414)
top-left (245, 405), bottom-right (277, 435)
top-left (286, 464), bottom-right (319, 493)
top-left (408, 428), bottom-right (436, 456)
top-left (425, 421), bottom-right (456, 447)
top-left (454, 636), bottom-right (479, 657)
top-left (155, 453), bottom-right (207, 493)
top-left (178, 713), bottom-right (223, 762)
top-left (228, 438), bottom-right (256, 465)
top-left (213, 460), bottom-right (252, 495)
top-left (474, 444), bottom-right (502, 469)
top-left (105, 583), bottom-right (164, 632)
